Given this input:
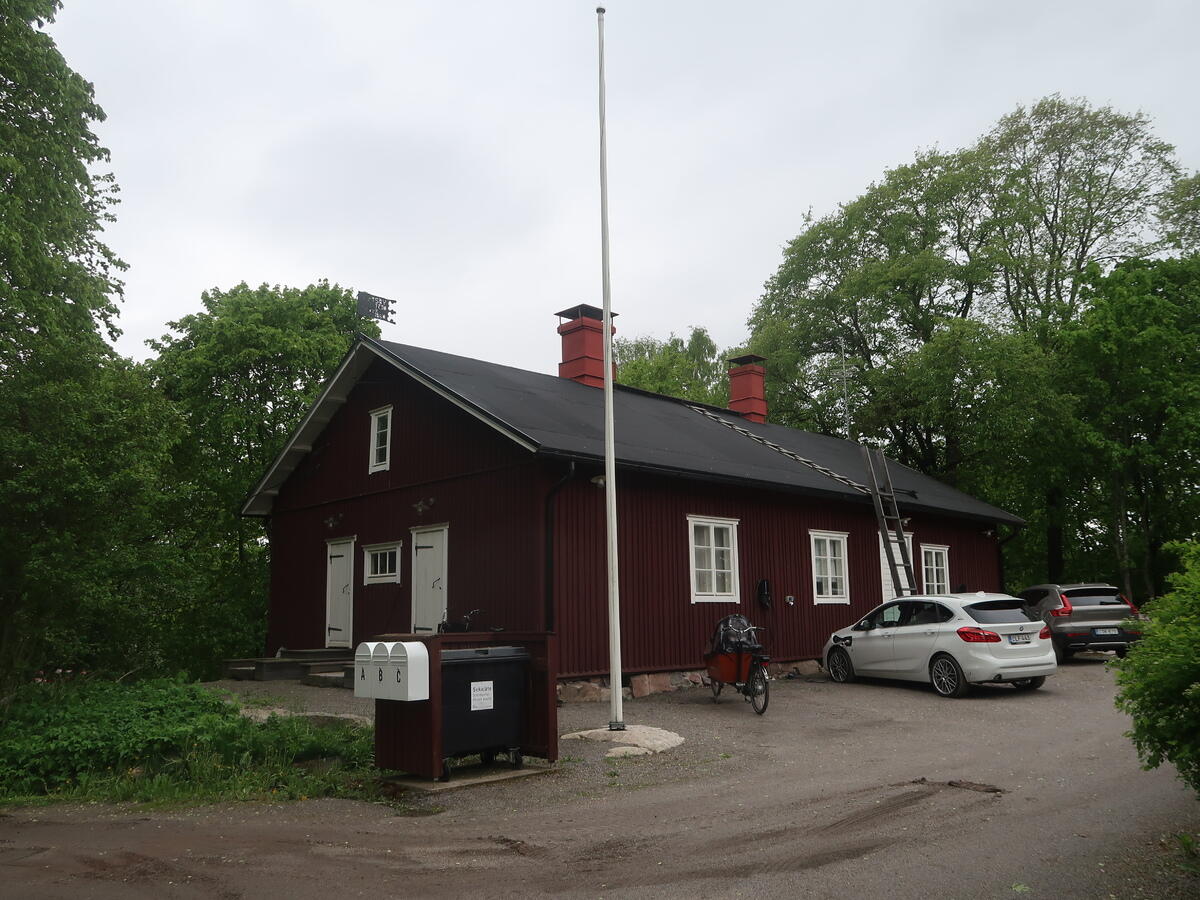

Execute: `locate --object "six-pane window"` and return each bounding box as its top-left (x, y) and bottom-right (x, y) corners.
top-left (363, 542), bottom-right (401, 584)
top-left (369, 406), bottom-right (392, 472)
top-left (922, 544), bottom-right (950, 594)
top-left (688, 516), bottom-right (739, 603)
top-left (810, 530), bottom-right (849, 603)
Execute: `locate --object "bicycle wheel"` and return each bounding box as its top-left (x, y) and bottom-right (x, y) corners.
top-left (749, 665), bottom-right (769, 714)
top-left (710, 678), bottom-right (723, 702)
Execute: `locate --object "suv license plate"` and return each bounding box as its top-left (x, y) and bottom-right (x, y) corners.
top-left (1009, 634), bottom-right (1032, 644)
top-left (1095, 627), bottom-right (1120, 635)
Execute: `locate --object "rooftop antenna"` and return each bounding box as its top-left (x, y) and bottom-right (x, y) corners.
top-left (839, 337), bottom-right (852, 441)
top-left (596, 6), bottom-right (624, 731)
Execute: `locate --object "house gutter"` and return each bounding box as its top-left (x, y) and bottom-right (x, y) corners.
top-left (543, 461), bottom-right (577, 633)
top-left (996, 522), bottom-right (1026, 591)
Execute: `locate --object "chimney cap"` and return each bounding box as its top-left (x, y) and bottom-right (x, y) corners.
top-left (555, 304), bottom-right (616, 322)
top-left (728, 353), bottom-right (766, 367)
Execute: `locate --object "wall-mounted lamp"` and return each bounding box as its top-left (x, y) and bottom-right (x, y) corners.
top-left (590, 475), bottom-right (605, 487)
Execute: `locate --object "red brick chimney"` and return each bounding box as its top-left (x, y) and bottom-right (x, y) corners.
top-left (728, 354), bottom-right (767, 423)
top-left (556, 304), bottom-right (617, 387)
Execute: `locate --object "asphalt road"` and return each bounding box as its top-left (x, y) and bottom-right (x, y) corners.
top-left (2, 655), bottom-right (1197, 898)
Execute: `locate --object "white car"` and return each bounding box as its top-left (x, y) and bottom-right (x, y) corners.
top-left (822, 592), bottom-right (1057, 698)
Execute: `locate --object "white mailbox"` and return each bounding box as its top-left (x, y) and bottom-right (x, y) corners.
top-left (353, 640), bottom-right (429, 701)
top-left (353, 641), bottom-right (382, 699)
top-left (390, 641), bottom-right (430, 701)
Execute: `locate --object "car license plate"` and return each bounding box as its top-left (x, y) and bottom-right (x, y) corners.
top-left (1095, 627), bottom-right (1120, 635)
top-left (1008, 633), bottom-right (1031, 644)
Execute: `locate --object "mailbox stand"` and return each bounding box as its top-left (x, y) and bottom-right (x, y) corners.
top-left (361, 632), bottom-right (558, 781)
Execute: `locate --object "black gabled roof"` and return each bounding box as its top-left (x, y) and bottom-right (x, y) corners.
top-left (363, 337), bottom-right (1022, 526)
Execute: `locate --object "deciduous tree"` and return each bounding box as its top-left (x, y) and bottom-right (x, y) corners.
top-left (146, 282), bottom-right (378, 672)
top-left (615, 326), bottom-right (726, 405)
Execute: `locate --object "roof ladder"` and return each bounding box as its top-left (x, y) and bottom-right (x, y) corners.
top-left (685, 405), bottom-right (871, 496)
top-left (862, 445), bottom-right (918, 597)
top-left (686, 405), bottom-right (918, 596)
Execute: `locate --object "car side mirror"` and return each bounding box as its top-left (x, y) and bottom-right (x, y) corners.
top-left (854, 619), bottom-right (873, 631)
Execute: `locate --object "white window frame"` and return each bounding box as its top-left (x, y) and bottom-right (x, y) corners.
top-left (368, 405), bottom-right (392, 473)
top-left (809, 529), bottom-right (850, 604)
top-left (687, 515), bottom-right (740, 604)
top-left (362, 541), bottom-right (402, 585)
top-left (921, 544), bottom-right (950, 595)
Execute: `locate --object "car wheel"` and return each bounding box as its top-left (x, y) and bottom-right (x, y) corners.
top-left (1053, 641), bottom-right (1074, 664)
top-left (1011, 676), bottom-right (1045, 691)
top-left (1115, 647), bottom-right (1128, 659)
top-left (929, 654), bottom-right (969, 698)
top-left (827, 647), bottom-right (855, 684)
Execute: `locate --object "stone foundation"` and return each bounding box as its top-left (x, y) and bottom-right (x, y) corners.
top-left (556, 661), bottom-right (821, 703)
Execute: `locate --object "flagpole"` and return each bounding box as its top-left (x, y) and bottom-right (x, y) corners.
top-left (596, 6), bottom-right (624, 731)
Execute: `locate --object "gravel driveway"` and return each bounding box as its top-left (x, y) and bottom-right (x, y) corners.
top-left (2, 655), bottom-right (1197, 898)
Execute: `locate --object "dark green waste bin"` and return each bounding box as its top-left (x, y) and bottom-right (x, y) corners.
top-left (441, 646), bottom-right (530, 772)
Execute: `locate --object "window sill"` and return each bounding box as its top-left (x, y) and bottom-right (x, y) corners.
top-left (813, 596), bottom-right (850, 605)
top-left (691, 595), bottom-right (740, 604)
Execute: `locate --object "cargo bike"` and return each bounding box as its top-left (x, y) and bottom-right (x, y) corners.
top-left (703, 614), bottom-right (770, 714)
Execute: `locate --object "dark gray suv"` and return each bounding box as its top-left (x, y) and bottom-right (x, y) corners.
top-left (1018, 584), bottom-right (1141, 661)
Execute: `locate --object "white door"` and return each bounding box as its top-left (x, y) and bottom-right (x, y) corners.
top-left (411, 526), bottom-right (448, 633)
top-left (879, 533), bottom-right (916, 601)
top-left (325, 539), bottom-right (354, 648)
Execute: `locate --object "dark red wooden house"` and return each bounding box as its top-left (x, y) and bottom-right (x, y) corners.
top-left (242, 305), bottom-right (1021, 678)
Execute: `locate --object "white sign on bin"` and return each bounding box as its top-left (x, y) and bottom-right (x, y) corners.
top-left (470, 680), bottom-right (494, 711)
top-left (353, 640), bottom-right (430, 701)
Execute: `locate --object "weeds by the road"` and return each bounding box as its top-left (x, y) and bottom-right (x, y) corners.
top-left (1176, 831), bottom-right (1200, 875)
top-left (0, 677), bottom-right (383, 806)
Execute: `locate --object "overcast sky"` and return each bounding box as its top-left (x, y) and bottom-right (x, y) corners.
top-left (50, 0), bottom-right (1200, 375)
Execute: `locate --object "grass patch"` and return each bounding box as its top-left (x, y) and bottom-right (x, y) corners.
top-left (0, 677), bottom-right (383, 806)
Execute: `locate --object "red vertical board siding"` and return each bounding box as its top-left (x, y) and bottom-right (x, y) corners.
top-left (552, 471), bottom-right (1004, 677)
top-left (265, 361), bottom-right (544, 653)
top-left (909, 517), bottom-right (1003, 595)
top-left (263, 357), bottom-right (1005, 674)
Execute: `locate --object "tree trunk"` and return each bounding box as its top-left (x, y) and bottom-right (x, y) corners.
top-left (1045, 485), bottom-right (1065, 583)
top-left (1112, 491), bottom-right (1134, 601)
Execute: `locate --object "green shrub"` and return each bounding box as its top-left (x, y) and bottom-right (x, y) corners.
top-left (1114, 542), bottom-right (1200, 797)
top-left (0, 678), bottom-right (375, 803)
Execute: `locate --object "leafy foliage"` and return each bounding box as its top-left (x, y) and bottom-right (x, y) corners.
top-left (1114, 543), bottom-right (1200, 797)
top-left (615, 326), bottom-right (727, 404)
top-left (1067, 257), bottom-right (1200, 598)
top-left (0, 354), bottom-right (184, 683)
top-left (980, 96), bottom-right (1179, 339)
top-left (145, 282), bottom-right (379, 676)
top-left (0, 678), bottom-right (375, 803)
top-left (0, 3), bottom-right (189, 686)
top-left (749, 96), bottom-right (1189, 594)
top-left (0, 0), bottom-right (124, 353)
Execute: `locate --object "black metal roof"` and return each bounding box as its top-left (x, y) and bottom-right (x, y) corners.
top-left (361, 337), bottom-right (1022, 526)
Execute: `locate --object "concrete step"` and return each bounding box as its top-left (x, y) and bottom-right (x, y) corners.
top-left (252, 658), bottom-right (306, 681)
top-left (301, 660), bottom-right (350, 675)
top-left (277, 648), bottom-right (355, 662)
top-left (222, 658), bottom-right (259, 678)
top-left (227, 665), bottom-right (255, 681)
top-left (301, 670), bottom-right (352, 689)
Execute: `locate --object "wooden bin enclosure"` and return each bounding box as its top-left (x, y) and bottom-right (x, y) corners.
top-left (371, 631), bottom-right (558, 779)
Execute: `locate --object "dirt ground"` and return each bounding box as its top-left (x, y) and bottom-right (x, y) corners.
top-left (2, 654), bottom-right (1197, 899)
